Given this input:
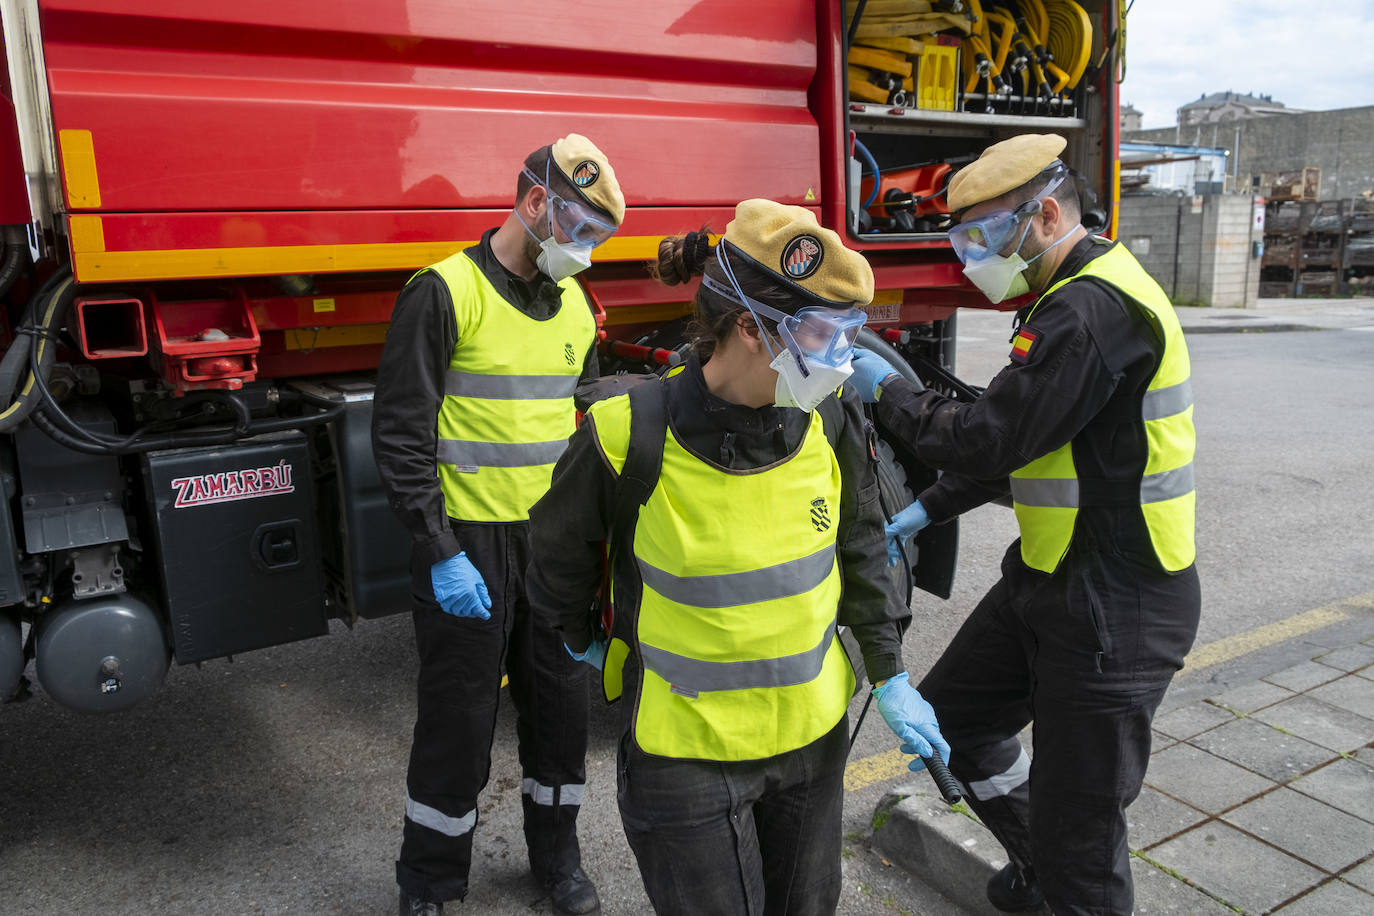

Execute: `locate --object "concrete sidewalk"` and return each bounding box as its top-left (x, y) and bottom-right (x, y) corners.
top-left (1173, 296), bottom-right (1374, 333)
top-left (872, 633), bottom-right (1374, 915)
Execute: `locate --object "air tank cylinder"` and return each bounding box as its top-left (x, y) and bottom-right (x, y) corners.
top-left (0, 612), bottom-right (23, 697)
top-left (35, 595), bottom-right (169, 712)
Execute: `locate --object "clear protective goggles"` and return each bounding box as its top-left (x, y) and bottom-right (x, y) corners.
top-left (523, 162), bottom-right (618, 248)
top-left (701, 244), bottom-right (868, 375)
top-left (947, 165), bottom-right (1067, 264)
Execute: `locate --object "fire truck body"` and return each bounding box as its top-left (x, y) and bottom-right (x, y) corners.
top-left (0, 0), bottom-right (1120, 712)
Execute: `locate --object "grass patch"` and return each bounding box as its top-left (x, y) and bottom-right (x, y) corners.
top-left (871, 810), bottom-right (891, 831)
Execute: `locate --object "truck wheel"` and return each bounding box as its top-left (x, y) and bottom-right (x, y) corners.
top-left (873, 437), bottom-right (915, 603)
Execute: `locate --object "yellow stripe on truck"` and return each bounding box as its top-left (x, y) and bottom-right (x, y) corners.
top-left (73, 235), bottom-right (667, 283)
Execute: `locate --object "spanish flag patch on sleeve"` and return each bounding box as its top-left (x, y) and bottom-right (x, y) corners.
top-left (1009, 327), bottom-right (1039, 364)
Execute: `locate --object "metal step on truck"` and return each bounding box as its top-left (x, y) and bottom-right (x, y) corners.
top-left (0, 0), bottom-right (1123, 713)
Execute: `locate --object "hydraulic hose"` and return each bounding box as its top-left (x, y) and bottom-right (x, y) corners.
top-left (857, 326), bottom-right (925, 392)
top-left (0, 226), bottom-right (27, 301)
top-left (853, 139), bottom-right (882, 209)
top-left (0, 271), bottom-right (74, 433)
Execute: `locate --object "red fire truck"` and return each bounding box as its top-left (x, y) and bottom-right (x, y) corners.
top-left (0, 0), bottom-right (1122, 712)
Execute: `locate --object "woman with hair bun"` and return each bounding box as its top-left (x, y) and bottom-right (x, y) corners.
top-left (526, 199), bottom-right (948, 915)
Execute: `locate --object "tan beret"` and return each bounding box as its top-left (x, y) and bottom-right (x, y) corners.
top-left (947, 134), bottom-right (1068, 212)
top-left (722, 198), bottom-right (874, 306)
top-left (550, 133), bottom-right (624, 225)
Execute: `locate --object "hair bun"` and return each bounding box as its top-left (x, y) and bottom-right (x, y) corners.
top-left (650, 226), bottom-right (713, 286)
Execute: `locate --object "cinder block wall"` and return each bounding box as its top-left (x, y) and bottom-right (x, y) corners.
top-left (1119, 195), bottom-right (1259, 308)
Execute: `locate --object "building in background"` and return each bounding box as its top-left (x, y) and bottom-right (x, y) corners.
top-left (1177, 91), bottom-right (1294, 126)
top-left (1120, 102), bottom-right (1143, 133)
top-left (1128, 104), bottom-right (1374, 201)
top-left (1121, 143), bottom-right (1228, 195)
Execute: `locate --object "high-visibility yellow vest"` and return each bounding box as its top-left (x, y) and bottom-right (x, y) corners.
top-left (1010, 243), bottom-right (1196, 574)
top-left (428, 251), bottom-right (595, 522)
top-left (589, 392), bottom-right (855, 761)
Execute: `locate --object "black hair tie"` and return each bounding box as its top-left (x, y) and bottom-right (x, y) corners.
top-left (683, 231), bottom-right (710, 275)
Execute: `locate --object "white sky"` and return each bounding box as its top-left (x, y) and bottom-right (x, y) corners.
top-left (1120, 0), bottom-right (1374, 129)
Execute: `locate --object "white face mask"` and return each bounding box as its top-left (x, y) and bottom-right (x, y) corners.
top-left (535, 235), bottom-right (593, 282)
top-left (962, 222), bottom-right (1077, 304)
top-left (771, 349), bottom-right (854, 413)
top-left (516, 201), bottom-right (595, 282)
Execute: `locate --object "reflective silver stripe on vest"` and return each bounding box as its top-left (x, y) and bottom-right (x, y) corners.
top-left (405, 791), bottom-right (476, 837)
top-left (436, 438), bottom-right (569, 468)
top-left (637, 544), bottom-right (836, 609)
top-left (445, 370), bottom-right (577, 400)
top-left (966, 748), bottom-right (1031, 801)
top-left (640, 622), bottom-right (834, 693)
top-left (1009, 477), bottom-right (1079, 509)
top-left (522, 778), bottom-right (585, 807)
top-left (1142, 379), bottom-right (1194, 421)
top-left (1141, 461), bottom-right (1195, 503)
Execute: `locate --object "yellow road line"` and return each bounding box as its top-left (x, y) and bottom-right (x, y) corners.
top-left (842, 591), bottom-right (1374, 792)
top-left (1182, 590), bottom-right (1374, 673)
top-left (844, 747), bottom-right (910, 791)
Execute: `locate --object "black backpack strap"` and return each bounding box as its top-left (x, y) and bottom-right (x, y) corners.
top-left (612, 377), bottom-right (669, 544)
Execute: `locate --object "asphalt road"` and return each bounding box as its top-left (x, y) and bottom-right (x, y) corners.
top-left (3, 298), bottom-right (1372, 916)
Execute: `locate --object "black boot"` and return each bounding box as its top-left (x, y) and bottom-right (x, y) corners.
top-left (986, 864), bottom-right (1046, 912)
top-left (398, 889), bottom-right (444, 916)
top-left (548, 866), bottom-right (600, 915)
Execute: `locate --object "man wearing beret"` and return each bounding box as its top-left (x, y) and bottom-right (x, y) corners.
top-left (374, 134), bottom-right (623, 916)
top-left (850, 134), bottom-right (1201, 915)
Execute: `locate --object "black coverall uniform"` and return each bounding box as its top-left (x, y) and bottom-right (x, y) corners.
top-left (373, 230), bottom-right (600, 904)
top-left (874, 237), bottom-right (1201, 915)
top-left (525, 357), bottom-right (910, 915)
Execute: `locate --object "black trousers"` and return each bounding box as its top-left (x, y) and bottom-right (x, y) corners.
top-left (396, 522), bottom-right (591, 904)
top-left (918, 543), bottom-right (1200, 916)
top-left (616, 716), bottom-right (849, 916)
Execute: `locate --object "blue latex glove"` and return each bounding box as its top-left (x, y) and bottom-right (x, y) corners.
top-left (885, 500), bottom-right (930, 567)
top-left (849, 348), bottom-right (902, 403)
top-left (565, 638), bottom-right (607, 671)
top-left (873, 672), bottom-right (951, 773)
top-left (430, 552), bottom-right (491, 620)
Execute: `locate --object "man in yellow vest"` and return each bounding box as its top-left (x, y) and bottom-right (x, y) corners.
top-left (849, 134), bottom-right (1201, 916)
top-left (372, 135), bottom-right (623, 916)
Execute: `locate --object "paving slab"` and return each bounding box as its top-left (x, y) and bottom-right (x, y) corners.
top-left (1144, 743), bottom-right (1275, 814)
top-left (1221, 787), bottom-right (1374, 873)
top-left (1146, 822), bottom-right (1324, 915)
top-left (1308, 674), bottom-right (1374, 721)
top-left (1152, 702), bottom-right (1236, 741)
top-left (1126, 786), bottom-right (1208, 850)
top-left (1188, 717), bottom-right (1336, 783)
top-left (1315, 644), bottom-right (1374, 674)
top-left (1129, 855), bottom-right (1235, 915)
top-left (1252, 694), bottom-right (1374, 754)
top-left (1150, 730), bottom-right (1178, 753)
top-left (1264, 660), bottom-right (1347, 693)
top-left (1207, 680), bottom-right (1294, 714)
top-left (1345, 858), bottom-right (1374, 894)
top-left (1288, 758), bottom-right (1374, 824)
top-left (1270, 878), bottom-right (1374, 914)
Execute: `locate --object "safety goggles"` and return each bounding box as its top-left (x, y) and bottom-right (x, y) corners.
top-left (947, 165), bottom-right (1067, 263)
top-left (702, 246), bottom-right (868, 374)
top-left (523, 164), bottom-right (618, 248)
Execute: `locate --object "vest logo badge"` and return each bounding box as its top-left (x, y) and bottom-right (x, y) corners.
top-left (564, 342), bottom-right (576, 365)
top-left (1009, 327), bottom-right (1039, 364)
top-left (810, 496), bottom-right (831, 532)
top-left (171, 460), bottom-right (294, 509)
top-left (782, 235), bottom-right (824, 280)
top-left (571, 160), bottom-right (600, 187)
